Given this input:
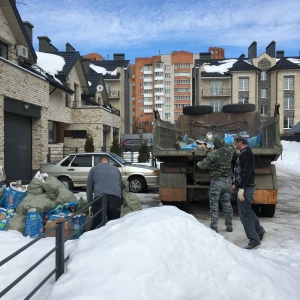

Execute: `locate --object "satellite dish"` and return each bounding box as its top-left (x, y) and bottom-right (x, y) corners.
top-left (96, 85), bottom-right (103, 92)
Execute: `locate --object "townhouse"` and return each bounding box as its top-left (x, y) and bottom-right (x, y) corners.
top-left (0, 0), bottom-right (121, 183)
top-left (195, 41), bottom-right (300, 134)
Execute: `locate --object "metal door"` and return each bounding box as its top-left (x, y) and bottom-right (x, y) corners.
top-left (4, 112), bottom-right (32, 184)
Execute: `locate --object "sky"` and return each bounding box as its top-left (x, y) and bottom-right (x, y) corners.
top-left (0, 140), bottom-right (300, 300)
top-left (16, 0), bottom-right (300, 63)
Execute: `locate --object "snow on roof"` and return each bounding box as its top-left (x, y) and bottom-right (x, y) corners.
top-left (35, 52), bottom-right (65, 80)
top-left (90, 64), bottom-right (117, 76)
top-left (287, 58), bottom-right (300, 66)
top-left (203, 59), bottom-right (237, 74)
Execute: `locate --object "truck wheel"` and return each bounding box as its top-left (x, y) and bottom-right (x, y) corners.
top-left (129, 176), bottom-right (146, 193)
top-left (261, 204), bottom-right (276, 217)
top-left (58, 176), bottom-right (74, 191)
top-left (251, 204), bottom-right (261, 216)
top-left (222, 103), bottom-right (256, 113)
top-left (183, 105), bottom-right (213, 115)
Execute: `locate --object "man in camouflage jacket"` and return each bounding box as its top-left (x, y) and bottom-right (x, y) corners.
top-left (197, 134), bottom-right (236, 233)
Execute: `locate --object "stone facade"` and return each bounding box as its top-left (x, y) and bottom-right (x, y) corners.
top-left (0, 58), bottom-right (49, 169)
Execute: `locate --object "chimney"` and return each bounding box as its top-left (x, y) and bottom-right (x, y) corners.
top-left (81, 58), bottom-right (90, 74)
top-left (66, 43), bottom-right (76, 52)
top-left (113, 53), bottom-right (125, 60)
top-left (37, 36), bottom-right (58, 53)
top-left (23, 21), bottom-right (34, 43)
top-left (266, 41), bottom-right (276, 57)
top-left (276, 50), bottom-right (285, 58)
top-left (209, 47), bottom-right (225, 59)
top-left (239, 53), bottom-right (245, 59)
top-left (199, 52), bottom-right (211, 60)
top-left (248, 41), bottom-right (257, 59)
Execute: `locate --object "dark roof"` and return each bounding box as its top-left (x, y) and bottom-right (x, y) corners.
top-left (19, 61), bottom-right (74, 94)
top-left (228, 59), bottom-right (260, 72)
top-left (200, 72), bottom-right (231, 78)
top-left (290, 121), bottom-right (300, 134)
top-left (268, 58), bottom-right (300, 72)
top-left (50, 51), bottom-right (81, 77)
top-left (91, 59), bottom-right (130, 71)
top-left (81, 94), bottom-right (100, 106)
top-left (86, 72), bottom-right (103, 95)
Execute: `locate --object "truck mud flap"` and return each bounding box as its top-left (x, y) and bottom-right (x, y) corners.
top-left (252, 189), bottom-right (278, 205)
top-left (159, 173), bottom-right (186, 202)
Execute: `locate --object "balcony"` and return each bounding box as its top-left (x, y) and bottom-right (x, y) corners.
top-left (202, 89), bottom-right (231, 97)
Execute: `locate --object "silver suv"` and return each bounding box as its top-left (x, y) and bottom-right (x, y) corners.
top-left (40, 152), bottom-right (159, 193)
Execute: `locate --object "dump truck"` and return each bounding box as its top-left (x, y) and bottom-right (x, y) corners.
top-left (153, 104), bottom-right (282, 217)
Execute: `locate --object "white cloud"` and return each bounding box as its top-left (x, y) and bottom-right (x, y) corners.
top-left (17, 0), bottom-right (300, 59)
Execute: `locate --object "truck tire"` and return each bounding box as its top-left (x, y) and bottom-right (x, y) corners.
top-left (222, 103), bottom-right (256, 113)
top-left (261, 204), bottom-right (276, 218)
top-left (251, 204), bottom-right (261, 216)
top-left (183, 105), bottom-right (213, 115)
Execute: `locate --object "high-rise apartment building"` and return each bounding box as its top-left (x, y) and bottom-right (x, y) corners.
top-left (131, 51), bottom-right (201, 131)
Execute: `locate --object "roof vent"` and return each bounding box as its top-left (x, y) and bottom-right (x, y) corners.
top-left (16, 45), bottom-right (28, 59)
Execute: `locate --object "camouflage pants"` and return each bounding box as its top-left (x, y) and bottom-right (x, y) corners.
top-left (209, 177), bottom-right (233, 232)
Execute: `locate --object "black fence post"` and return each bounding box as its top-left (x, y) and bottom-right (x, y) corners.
top-left (55, 221), bottom-right (65, 280)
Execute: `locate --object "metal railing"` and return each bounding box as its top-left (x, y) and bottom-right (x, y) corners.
top-left (0, 195), bottom-right (107, 299)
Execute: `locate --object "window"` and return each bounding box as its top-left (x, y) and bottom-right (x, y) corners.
top-left (139, 114), bottom-right (144, 118)
top-left (140, 106), bottom-right (143, 110)
top-left (165, 65), bottom-right (170, 70)
top-left (284, 97), bottom-right (294, 110)
top-left (165, 113), bottom-right (171, 118)
top-left (261, 71), bottom-right (267, 81)
top-left (174, 88), bottom-right (190, 92)
top-left (260, 105), bottom-right (267, 116)
top-left (165, 73), bottom-right (171, 78)
top-left (155, 104), bottom-right (162, 108)
top-left (139, 83), bottom-right (143, 87)
top-left (284, 76), bottom-right (294, 90)
top-left (65, 94), bottom-right (69, 107)
top-left (165, 89), bottom-right (170, 94)
top-left (174, 63), bottom-right (190, 69)
top-left (64, 130), bottom-right (87, 139)
top-left (284, 117), bottom-right (294, 129)
top-left (143, 65), bottom-right (152, 71)
top-left (210, 100), bottom-right (223, 112)
top-left (239, 97), bottom-right (248, 104)
top-left (155, 62), bottom-right (164, 69)
top-left (165, 81), bottom-right (171, 85)
top-left (0, 41), bottom-right (8, 59)
top-left (239, 78), bottom-right (249, 91)
top-left (261, 89), bottom-right (267, 98)
top-left (71, 155), bottom-right (92, 168)
top-left (165, 97), bottom-right (171, 102)
top-left (48, 121), bottom-right (57, 143)
top-left (165, 105), bottom-right (171, 109)
top-left (148, 114), bottom-right (153, 118)
top-left (210, 81), bottom-right (223, 95)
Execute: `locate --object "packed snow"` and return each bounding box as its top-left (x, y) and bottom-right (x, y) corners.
top-left (0, 141), bottom-right (299, 300)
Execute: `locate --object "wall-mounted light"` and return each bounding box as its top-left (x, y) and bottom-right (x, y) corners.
top-left (23, 104), bottom-right (30, 109)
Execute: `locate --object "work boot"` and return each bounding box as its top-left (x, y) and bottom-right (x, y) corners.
top-left (243, 243), bottom-right (261, 250)
top-left (226, 226), bottom-right (233, 232)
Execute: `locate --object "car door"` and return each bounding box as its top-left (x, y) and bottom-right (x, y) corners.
top-left (69, 154), bottom-right (93, 185)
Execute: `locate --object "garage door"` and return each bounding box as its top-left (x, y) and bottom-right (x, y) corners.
top-left (4, 112), bottom-right (32, 184)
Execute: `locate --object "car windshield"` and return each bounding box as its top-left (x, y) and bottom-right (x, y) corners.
top-left (109, 152), bottom-right (131, 165)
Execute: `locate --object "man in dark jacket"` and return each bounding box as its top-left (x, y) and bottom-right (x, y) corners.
top-left (232, 134), bottom-right (265, 250)
top-left (197, 134), bottom-right (235, 233)
top-left (87, 156), bottom-right (122, 229)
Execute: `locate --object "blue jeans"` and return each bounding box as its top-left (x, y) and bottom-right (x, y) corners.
top-left (237, 186), bottom-right (265, 245)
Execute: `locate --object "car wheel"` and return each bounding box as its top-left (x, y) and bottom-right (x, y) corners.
top-left (129, 176), bottom-right (146, 193)
top-left (58, 176), bottom-right (74, 191)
